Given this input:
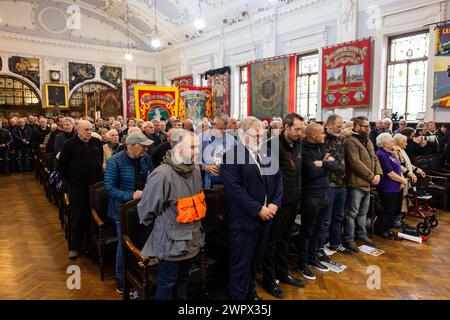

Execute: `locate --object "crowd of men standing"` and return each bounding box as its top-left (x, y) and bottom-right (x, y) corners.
top-left (0, 112), bottom-right (448, 301)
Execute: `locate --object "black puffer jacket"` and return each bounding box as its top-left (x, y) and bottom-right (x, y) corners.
top-left (278, 131), bottom-right (302, 205)
top-left (301, 140), bottom-right (339, 197)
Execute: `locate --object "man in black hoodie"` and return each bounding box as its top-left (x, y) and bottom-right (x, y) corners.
top-left (297, 123), bottom-right (338, 281)
top-left (261, 113), bottom-right (305, 298)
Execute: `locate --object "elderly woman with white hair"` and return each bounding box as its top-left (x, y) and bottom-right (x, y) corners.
top-left (392, 133), bottom-right (426, 224)
top-left (375, 133), bottom-right (408, 239)
top-left (102, 129), bottom-right (120, 170)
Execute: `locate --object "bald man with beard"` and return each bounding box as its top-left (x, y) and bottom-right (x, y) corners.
top-left (58, 120), bottom-right (103, 259)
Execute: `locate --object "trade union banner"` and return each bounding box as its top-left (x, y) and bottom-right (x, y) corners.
top-left (178, 86), bottom-right (212, 120)
top-left (134, 86), bottom-right (179, 121)
top-left (433, 23), bottom-right (450, 108)
top-left (321, 38), bottom-right (372, 108)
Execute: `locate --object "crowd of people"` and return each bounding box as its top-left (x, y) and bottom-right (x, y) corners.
top-left (0, 112), bottom-right (447, 300)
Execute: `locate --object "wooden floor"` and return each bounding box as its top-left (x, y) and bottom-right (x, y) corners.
top-left (0, 173), bottom-right (449, 300)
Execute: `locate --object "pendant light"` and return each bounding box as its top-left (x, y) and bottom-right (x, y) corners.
top-left (193, 0), bottom-right (205, 30)
top-left (151, 0), bottom-right (161, 49)
top-left (124, 3), bottom-right (133, 61)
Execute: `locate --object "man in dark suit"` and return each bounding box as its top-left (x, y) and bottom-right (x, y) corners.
top-left (221, 117), bottom-right (283, 300)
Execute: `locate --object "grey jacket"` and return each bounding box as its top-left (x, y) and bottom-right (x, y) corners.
top-left (137, 162), bottom-right (205, 261)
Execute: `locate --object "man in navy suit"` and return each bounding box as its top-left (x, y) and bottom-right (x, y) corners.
top-left (221, 116), bottom-right (283, 300)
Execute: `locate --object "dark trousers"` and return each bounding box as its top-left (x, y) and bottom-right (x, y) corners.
top-left (375, 191), bottom-right (402, 234)
top-left (68, 185), bottom-right (90, 251)
top-left (155, 257), bottom-right (196, 300)
top-left (298, 194), bottom-right (328, 266)
top-left (16, 148), bottom-right (31, 172)
top-left (261, 202), bottom-right (298, 283)
top-left (318, 187), bottom-right (347, 249)
top-left (229, 224), bottom-right (269, 300)
top-left (0, 148), bottom-right (9, 173)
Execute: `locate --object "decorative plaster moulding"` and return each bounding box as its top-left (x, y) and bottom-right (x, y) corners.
top-left (0, 31), bottom-right (159, 57)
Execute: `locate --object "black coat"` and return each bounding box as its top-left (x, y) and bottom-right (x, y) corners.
top-left (0, 128), bottom-right (12, 149)
top-left (58, 135), bottom-right (103, 188)
top-left (278, 131), bottom-right (302, 205)
top-left (151, 141), bottom-right (171, 167)
top-left (301, 140), bottom-right (339, 197)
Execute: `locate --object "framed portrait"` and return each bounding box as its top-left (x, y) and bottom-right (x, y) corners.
top-left (44, 83), bottom-right (69, 108)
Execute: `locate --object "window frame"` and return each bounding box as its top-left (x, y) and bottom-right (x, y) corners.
top-left (384, 30), bottom-right (430, 120)
top-left (295, 51), bottom-right (319, 119)
top-left (238, 65), bottom-right (248, 119)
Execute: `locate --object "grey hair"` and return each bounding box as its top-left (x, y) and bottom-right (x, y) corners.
top-left (382, 118), bottom-right (392, 124)
top-left (238, 116), bottom-right (262, 133)
top-left (142, 121), bottom-right (154, 128)
top-left (214, 113), bottom-right (229, 125)
top-left (171, 129), bottom-right (195, 146)
top-left (376, 132), bottom-right (393, 148)
top-left (65, 117), bottom-right (75, 125)
top-left (393, 133), bottom-right (407, 145)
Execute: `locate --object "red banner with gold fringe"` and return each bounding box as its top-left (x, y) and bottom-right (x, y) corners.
top-left (321, 38), bottom-right (372, 108)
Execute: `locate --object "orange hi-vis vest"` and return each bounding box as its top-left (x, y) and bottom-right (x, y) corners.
top-left (176, 191), bottom-right (207, 223)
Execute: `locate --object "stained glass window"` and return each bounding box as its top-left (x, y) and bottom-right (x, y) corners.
top-left (386, 31), bottom-right (429, 121)
top-left (296, 53), bottom-right (319, 119)
top-left (239, 66), bottom-right (248, 118)
top-left (0, 75), bottom-right (40, 106)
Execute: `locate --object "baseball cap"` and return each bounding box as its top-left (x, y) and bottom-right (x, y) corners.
top-left (125, 132), bottom-right (153, 146)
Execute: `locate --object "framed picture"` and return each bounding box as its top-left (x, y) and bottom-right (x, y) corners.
top-left (44, 83), bottom-right (68, 108)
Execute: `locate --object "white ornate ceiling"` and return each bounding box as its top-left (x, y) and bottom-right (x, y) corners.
top-left (0, 0), bottom-right (298, 52)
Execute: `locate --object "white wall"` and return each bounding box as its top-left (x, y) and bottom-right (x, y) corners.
top-left (161, 0), bottom-right (450, 122)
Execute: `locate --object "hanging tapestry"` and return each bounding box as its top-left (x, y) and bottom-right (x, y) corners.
top-left (248, 55), bottom-right (296, 119)
top-left (321, 38), bottom-right (372, 108)
top-left (178, 86), bottom-right (212, 120)
top-left (205, 66), bottom-right (230, 116)
top-left (433, 23), bottom-right (450, 108)
top-left (100, 65), bottom-right (122, 87)
top-left (125, 79), bottom-right (157, 118)
top-left (69, 62), bottom-right (95, 90)
top-left (134, 86), bottom-right (179, 121)
top-left (100, 88), bottom-right (122, 119)
top-left (8, 56), bottom-right (40, 87)
top-left (171, 75), bottom-right (193, 87)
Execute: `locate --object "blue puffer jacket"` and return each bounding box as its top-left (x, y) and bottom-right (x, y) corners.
top-left (104, 150), bottom-right (153, 219)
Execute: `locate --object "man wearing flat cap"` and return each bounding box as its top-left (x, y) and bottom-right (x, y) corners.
top-left (104, 131), bottom-right (154, 294)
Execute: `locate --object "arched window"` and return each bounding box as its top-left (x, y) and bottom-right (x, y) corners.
top-left (69, 81), bottom-right (113, 117)
top-left (0, 75), bottom-right (41, 106)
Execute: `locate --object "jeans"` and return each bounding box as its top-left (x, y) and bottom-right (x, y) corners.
top-left (113, 214), bottom-right (123, 281)
top-left (0, 148), bottom-right (9, 173)
top-left (298, 194), bottom-right (328, 266)
top-left (155, 257), bottom-right (196, 300)
top-left (318, 187), bottom-right (347, 249)
top-left (16, 148), bottom-right (31, 171)
top-left (343, 188), bottom-right (370, 242)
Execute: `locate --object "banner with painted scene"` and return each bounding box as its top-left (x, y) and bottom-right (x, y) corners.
top-left (247, 55), bottom-right (296, 119)
top-left (178, 86), bottom-right (212, 120)
top-left (171, 75), bottom-right (193, 87)
top-left (125, 79), bottom-right (157, 118)
top-left (433, 23), bottom-right (450, 108)
top-left (8, 56), bottom-right (40, 87)
top-left (321, 38), bottom-right (372, 108)
top-left (134, 86), bottom-right (179, 121)
top-left (205, 67), bottom-right (231, 116)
